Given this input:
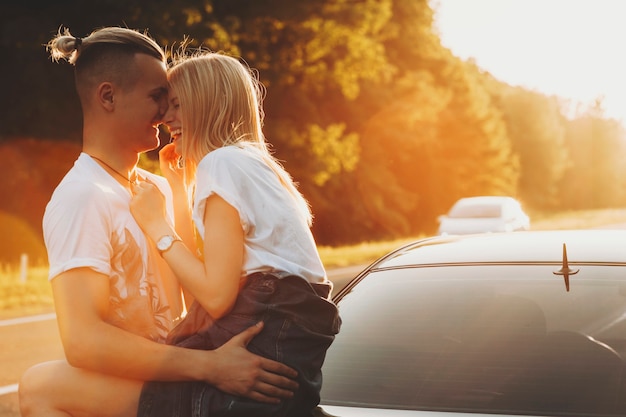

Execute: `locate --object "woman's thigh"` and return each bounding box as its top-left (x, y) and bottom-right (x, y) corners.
top-left (20, 360), bottom-right (142, 417)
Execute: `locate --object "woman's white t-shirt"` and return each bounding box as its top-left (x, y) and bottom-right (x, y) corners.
top-left (192, 144), bottom-right (327, 284)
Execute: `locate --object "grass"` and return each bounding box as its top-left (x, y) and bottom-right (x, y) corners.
top-left (529, 208), bottom-right (626, 231)
top-left (318, 236), bottom-right (420, 268)
top-left (2, 207), bottom-right (626, 318)
top-left (0, 264), bottom-right (54, 319)
top-left (318, 207), bottom-right (626, 269)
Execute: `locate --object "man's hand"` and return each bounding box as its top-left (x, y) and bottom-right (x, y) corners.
top-left (211, 322), bottom-right (299, 403)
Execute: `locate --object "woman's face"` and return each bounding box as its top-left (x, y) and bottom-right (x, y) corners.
top-left (164, 90), bottom-right (183, 155)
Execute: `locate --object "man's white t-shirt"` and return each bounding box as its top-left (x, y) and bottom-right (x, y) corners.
top-left (193, 144), bottom-right (328, 284)
top-left (43, 153), bottom-right (179, 342)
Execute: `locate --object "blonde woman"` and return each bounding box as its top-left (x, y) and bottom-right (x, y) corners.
top-left (130, 51), bottom-right (340, 416)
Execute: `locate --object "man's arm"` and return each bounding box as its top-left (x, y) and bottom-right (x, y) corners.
top-left (52, 268), bottom-right (297, 403)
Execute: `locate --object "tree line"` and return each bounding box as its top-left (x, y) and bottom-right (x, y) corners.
top-left (1, 0), bottom-right (625, 263)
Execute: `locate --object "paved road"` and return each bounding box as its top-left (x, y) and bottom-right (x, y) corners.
top-left (0, 314), bottom-right (64, 416)
top-left (0, 264), bottom-right (365, 416)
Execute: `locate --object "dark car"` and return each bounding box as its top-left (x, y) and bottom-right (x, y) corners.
top-left (316, 229), bottom-right (626, 416)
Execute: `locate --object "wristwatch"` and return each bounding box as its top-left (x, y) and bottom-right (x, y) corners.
top-left (156, 235), bottom-right (181, 256)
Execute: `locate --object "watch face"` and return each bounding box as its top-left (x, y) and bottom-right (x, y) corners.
top-left (157, 235), bottom-right (174, 251)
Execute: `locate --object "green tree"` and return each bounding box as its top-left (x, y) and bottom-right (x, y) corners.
top-left (415, 58), bottom-right (518, 228)
top-left (559, 105), bottom-right (626, 209)
top-left (496, 86), bottom-right (568, 210)
top-left (313, 1), bottom-right (518, 241)
top-left (227, 0), bottom-right (396, 189)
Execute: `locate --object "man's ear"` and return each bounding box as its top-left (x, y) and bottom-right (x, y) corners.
top-left (96, 82), bottom-right (115, 111)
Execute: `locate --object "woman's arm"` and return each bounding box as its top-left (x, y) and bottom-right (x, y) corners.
top-left (130, 181), bottom-right (243, 319)
top-left (157, 144), bottom-right (197, 307)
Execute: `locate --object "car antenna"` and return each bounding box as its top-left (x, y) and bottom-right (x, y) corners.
top-left (553, 243), bottom-right (579, 292)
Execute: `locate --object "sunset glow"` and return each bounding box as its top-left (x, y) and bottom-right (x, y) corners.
top-left (432, 0), bottom-right (626, 122)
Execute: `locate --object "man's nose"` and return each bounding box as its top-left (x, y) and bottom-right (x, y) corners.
top-left (158, 97), bottom-right (170, 120)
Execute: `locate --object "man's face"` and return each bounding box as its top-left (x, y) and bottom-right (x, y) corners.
top-left (113, 54), bottom-right (169, 153)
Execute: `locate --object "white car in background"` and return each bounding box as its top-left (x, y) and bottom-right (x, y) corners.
top-left (437, 196), bottom-right (530, 235)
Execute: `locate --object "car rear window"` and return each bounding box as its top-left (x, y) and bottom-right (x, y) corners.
top-left (449, 203), bottom-right (502, 218)
top-left (321, 265), bottom-right (626, 416)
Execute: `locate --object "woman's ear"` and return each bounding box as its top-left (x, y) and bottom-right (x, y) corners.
top-left (96, 82), bottom-right (115, 111)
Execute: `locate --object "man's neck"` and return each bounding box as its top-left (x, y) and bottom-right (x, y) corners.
top-left (83, 142), bottom-right (140, 186)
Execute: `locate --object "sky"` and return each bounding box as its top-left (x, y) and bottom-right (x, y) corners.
top-left (431, 0), bottom-right (626, 122)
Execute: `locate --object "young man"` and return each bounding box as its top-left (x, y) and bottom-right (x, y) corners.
top-left (19, 26), bottom-right (297, 417)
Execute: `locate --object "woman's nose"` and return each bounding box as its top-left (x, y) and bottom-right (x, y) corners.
top-left (160, 101), bottom-right (174, 122)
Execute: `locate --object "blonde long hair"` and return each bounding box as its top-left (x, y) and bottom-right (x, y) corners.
top-left (168, 51), bottom-right (312, 225)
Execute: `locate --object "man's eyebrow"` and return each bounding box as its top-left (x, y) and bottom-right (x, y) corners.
top-left (151, 86), bottom-right (168, 95)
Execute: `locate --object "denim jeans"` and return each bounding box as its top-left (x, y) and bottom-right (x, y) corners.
top-left (137, 272), bottom-right (341, 417)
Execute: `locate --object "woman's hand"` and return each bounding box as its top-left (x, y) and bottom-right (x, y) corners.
top-left (159, 143), bottom-right (184, 190)
top-left (130, 179), bottom-right (173, 241)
